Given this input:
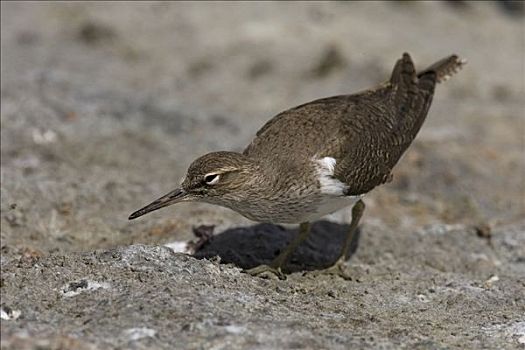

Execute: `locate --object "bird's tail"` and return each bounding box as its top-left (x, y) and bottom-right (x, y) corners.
top-left (417, 54), bottom-right (467, 83)
top-left (388, 53), bottom-right (466, 144)
top-left (389, 53), bottom-right (466, 90)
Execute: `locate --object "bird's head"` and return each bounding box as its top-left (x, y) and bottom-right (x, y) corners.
top-left (128, 151), bottom-right (257, 220)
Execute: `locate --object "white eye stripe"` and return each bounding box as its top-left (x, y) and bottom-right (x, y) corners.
top-left (204, 173), bottom-right (220, 185)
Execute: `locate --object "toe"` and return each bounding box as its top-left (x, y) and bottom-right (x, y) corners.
top-left (244, 265), bottom-right (286, 280)
top-left (308, 261), bottom-right (353, 280)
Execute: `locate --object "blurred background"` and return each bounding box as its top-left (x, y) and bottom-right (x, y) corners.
top-left (1, 1), bottom-right (523, 257)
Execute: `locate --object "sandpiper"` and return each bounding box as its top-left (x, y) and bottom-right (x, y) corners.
top-left (129, 53), bottom-right (465, 279)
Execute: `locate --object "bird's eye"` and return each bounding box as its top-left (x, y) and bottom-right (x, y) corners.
top-left (204, 173), bottom-right (220, 185)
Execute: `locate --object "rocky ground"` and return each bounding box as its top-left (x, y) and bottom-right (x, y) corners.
top-left (1, 2), bottom-right (524, 349)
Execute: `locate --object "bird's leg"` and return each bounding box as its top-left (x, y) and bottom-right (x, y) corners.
top-left (245, 222), bottom-right (311, 279)
top-left (339, 199), bottom-right (365, 261)
top-left (314, 199), bottom-right (365, 280)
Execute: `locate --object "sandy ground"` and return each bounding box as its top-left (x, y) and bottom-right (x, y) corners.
top-left (1, 2), bottom-right (524, 349)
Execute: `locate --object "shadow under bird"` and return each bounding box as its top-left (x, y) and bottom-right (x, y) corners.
top-left (129, 53), bottom-right (466, 279)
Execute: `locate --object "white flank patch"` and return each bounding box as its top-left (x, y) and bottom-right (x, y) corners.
top-left (314, 157), bottom-right (348, 196)
top-left (295, 156), bottom-right (362, 222)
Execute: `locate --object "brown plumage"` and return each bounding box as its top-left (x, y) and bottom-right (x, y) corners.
top-left (129, 53), bottom-right (465, 278)
top-left (244, 53), bottom-right (464, 196)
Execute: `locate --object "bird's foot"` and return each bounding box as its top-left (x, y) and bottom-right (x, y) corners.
top-left (244, 264), bottom-right (286, 280)
top-left (308, 258), bottom-right (353, 280)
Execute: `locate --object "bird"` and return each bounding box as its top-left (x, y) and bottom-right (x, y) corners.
top-left (129, 53), bottom-right (466, 279)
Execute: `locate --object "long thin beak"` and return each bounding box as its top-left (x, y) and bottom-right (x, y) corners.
top-left (128, 188), bottom-right (187, 220)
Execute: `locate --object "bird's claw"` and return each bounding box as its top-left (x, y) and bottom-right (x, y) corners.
top-left (244, 264), bottom-right (286, 280)
top-left (308, 259), bottom-right (353, 280)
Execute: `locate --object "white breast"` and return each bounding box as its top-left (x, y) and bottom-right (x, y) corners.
top-left (300, 195), bottom-right (361, 223)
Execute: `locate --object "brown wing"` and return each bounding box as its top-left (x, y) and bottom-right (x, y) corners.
top-left (334, 53), bottom-right (464, 194)
top-left (244, 53), bottom-right (463, 195)
top-left (334, 53), bottom-right (438, 195)
top-left (243, 94), bottom-right (361, 160)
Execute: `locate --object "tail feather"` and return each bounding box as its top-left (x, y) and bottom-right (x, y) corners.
top-left (390, 53), bottom-right (420, 116)
top-left (389, 54), bottom-right (425, 130)
top-left (409, 53), bottom-right (466, 136)
top-left (388, 53), bottom-right (448, 142)
top-left (418, 54), bottom-right (467, 83)
top-left (390, 53), bottom-right (417, 89)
